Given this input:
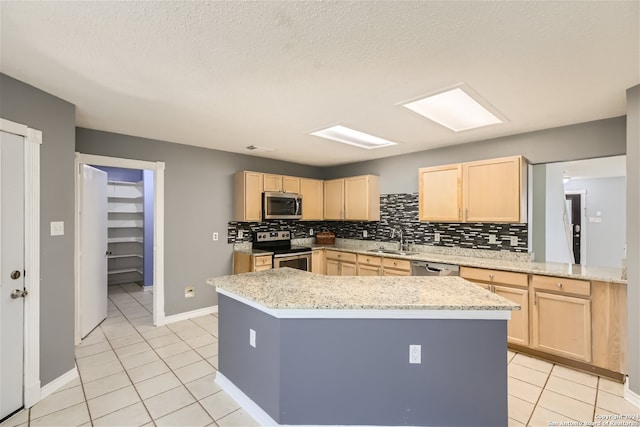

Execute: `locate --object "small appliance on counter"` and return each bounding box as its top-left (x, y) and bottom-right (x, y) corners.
top-left (315, 231), bottom-right (335, 245)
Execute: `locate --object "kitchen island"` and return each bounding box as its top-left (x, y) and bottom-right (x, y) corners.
top-left (207, 268), bottom-right (519, 427)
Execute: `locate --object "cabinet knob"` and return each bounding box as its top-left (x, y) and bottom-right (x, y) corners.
top-left (393, 262), bottom-right (397, 266)
top-left (489, 274), bottom-right (494, 280)
top-left (557, 283), bottom-right (563, 288)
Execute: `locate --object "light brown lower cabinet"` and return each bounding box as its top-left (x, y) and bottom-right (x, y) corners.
top-left (532, 275), bottom-right (592, 363)
top-left (311, 249), bottom-right (325, 274)
top-left (591, 281), bottom-right (627, 373)
top-left (357, 254), bottom-right (382, 276)
top-left (460, 267), bottom-right (529, 346)
top-left (325, 250), bottom-right (357, 276)
top-left (382, 258), bottom-right (411, 276)
top-left (233, 252), bottom-right (272, 274)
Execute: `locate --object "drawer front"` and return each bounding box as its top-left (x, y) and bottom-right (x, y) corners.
top-left (532, 275), bottom-right (590, 297)
top-left (326, 250), bottom-right (357, 263)
top-left (382, 257), bottom-right (411, 271)
top-left (254, 255), bottom-right (272, 267)
top-left (460, 266), bottom-right (528, 287)
top-left (357, 254), bottom-right (382, 266)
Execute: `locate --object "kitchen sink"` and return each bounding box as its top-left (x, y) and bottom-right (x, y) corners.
top-left (370, 249), bottom-right (418, 256)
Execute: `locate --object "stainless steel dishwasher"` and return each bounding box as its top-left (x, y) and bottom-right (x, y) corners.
top-left (411, 261), bottom-right (460, 276)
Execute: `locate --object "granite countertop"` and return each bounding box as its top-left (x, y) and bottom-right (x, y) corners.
top-left (308, 243), bottom-right (627, 284)
top-left (208, 268), bottom-right (520, 312)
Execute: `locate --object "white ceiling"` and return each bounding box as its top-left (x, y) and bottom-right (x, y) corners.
top-left (1, 1), bottom-right (638, 167)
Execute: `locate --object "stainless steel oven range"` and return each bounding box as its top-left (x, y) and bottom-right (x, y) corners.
top-left (252, 231), bottom-right (312, 271)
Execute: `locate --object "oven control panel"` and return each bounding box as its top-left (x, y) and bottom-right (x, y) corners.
top-left (255, 231), bottom-right (290, 242)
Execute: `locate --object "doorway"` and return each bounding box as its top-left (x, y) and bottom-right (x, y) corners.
top-left (565, 193), bottom-right (582, 264)
top-left (565, 190), bottom-right (587, 265)
top-left (74, 153), bottom-right (166, 345)
top-left (0, 118), bottom-right (41, 419)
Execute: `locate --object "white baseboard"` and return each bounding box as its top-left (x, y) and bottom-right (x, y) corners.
top-left (215, 372), bottom-right (278, 426)
top-left (159, 305), bottom-right (218, 326)
top-left (40, 366), bottom-right (79, 402)
top-left (625, 379), bottom-right (640, 408)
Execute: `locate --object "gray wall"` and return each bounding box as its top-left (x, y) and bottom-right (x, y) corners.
top-left (75, 128), bottom-right (323, 315)
top-left (564, 177), bottom-right (626, 268)
top-left (323, 117), bottom-right (627, 194)
top-left (0, 74), bottom-right (77, 386)
top-left (219, 294), bottom-right (508, 426)
top-left (531, 165), bottom-right (547, 260)
top-left (626, 85), bottom-right (639, 397)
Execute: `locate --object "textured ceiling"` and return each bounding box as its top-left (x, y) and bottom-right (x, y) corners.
top-left (1, 1), bottom-right (638, 166)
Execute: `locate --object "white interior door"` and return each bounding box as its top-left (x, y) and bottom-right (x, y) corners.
top-left (1, 131), bottom-right (25, 420)
top-left (79, 165), bottom-right (108, 338)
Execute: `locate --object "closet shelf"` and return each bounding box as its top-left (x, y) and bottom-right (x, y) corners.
top-left (108, 180), bottom-right (145, 286)
top-left (108, 268), bottom-right (143, 275)
top-left (108, 254), bottom-right (143, 260)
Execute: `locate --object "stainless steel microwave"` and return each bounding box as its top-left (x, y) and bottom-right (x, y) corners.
top-left (263, 192), bottom-right (302, 220)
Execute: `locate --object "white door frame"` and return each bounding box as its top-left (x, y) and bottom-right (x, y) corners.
top-left (0, 118), bottom-right (41, 408)
top-left (74, 153), bottom-right (166, 345)
top-left (565, 189), bottom-right (587, 266)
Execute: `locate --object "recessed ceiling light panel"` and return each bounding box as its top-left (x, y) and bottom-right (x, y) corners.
top-left (309, 125), bottom-right (398, 149)
top-left (402, 85), bottom-right (504, 132)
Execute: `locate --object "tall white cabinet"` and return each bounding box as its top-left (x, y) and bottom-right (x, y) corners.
top-left (107, 180), bottom-right (144, 285)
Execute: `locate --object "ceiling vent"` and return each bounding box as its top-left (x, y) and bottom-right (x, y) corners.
top-left (245, 145), bottom-right (275, 152)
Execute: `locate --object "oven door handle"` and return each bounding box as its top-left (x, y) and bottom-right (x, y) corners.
top-left (273, 251), bottom-right (313, 258)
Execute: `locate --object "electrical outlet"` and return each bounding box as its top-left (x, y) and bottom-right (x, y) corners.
top-left (510, 236), bottom-right (518, 246)
top-left (212, 232), bottom-right (219, 241)
top-left (488, 234), bottom-right (497, 244)
top-left (250, 328), bottom-right (256, 348)
top-left (309, 228), bottom-right (314, 236)
top-left (433, 233), bottom-right (441, 242)
top-left (184, 287), bottom-right (195, 298)
top-left (409, 345), bottom-right (421, 364)
top-left (237, 230), bottom-right (244, 239)
top-left (363, 230), bottom-right (368, 238)
top-left (50, 221), bottom-right (64, 236)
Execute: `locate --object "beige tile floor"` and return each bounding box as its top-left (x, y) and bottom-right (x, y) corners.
top-left (2, 283), bottom-right (639, 427)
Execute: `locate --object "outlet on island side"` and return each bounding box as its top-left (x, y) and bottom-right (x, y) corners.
top-left (184, 286), bottom-right (195, 298)
top-left (409, 345), bottom-right (421, 364)
top-left (250, 328), bottom-right (256, 348)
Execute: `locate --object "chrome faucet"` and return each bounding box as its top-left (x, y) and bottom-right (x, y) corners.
top-left (391, 227), bottom-right (404, 251)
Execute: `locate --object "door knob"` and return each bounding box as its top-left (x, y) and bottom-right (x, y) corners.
top-left (10, 289), bottom-right (28, 299)
top-left (10, 270), bottom-right (21, 280)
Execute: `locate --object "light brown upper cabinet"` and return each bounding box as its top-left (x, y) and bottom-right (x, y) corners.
top-left (300, 178), bottom-right (324, 220)
top-left (463, 156), bottom-right (527, 223)
top-left (263, 173), bottom-right (283, 192)
top-left (419, 156), bottom-right (527, 223)
top-left (324, 175), bottom-right (380, 221)
top-left (263, 174), bottom-right (301, 193)
top-left (419, 164), bottom-right (463, 222)
top-left (324, 178), bottom-right (345, 220)
top-left (344, 175), bottom-right (380, 221)
top-left (234, 171), bottom-right (263, 222)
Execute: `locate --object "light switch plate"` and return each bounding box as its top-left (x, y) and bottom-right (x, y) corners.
top-left (250, 329), bottom-right (256, 348)
top-left (50, 221), bottom-right (64, 236)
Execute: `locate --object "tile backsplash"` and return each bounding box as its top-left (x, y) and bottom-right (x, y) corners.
top-left (228, 193), bottom-right (529, 253)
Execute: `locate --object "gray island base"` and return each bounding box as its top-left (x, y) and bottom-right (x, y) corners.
top-left (207, 268), bottom-right (519, 427)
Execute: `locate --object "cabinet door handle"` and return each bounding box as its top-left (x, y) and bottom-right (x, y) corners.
top-left (458, 208), bottom-right (461, 220)
top-left (534, 294), bottom-right (538, 305)
top-left (465, 208), bottom-right (468, 221)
